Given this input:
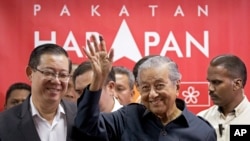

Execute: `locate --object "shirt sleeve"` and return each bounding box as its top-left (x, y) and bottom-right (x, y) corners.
top-left (74, 85), bottom-right (126, 140)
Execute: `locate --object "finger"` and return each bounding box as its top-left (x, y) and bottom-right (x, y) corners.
top-left (91, 35), bottom-right (99, 52)
top-left (99, 35), bottom-right (107, 52)
top-left (108, 48), bottom-right (114, 62)
top-left (87, 40), bottom-right (95, 56)
top-left (82, 46), bottom-right (92, 59)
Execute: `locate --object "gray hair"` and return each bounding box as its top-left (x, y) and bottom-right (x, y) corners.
top-left (137, 56), bottom-right (182, 84)
top-left (113, 66), bottom-right (135, 90)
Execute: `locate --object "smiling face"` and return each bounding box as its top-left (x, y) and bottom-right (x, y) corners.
top-left (138, 65), bottom-right (179, 117)
top-left (27, 54), bottom-right (70, 105)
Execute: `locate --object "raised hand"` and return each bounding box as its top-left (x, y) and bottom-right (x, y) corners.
top-left (83, 35), bottom-right (114, 91)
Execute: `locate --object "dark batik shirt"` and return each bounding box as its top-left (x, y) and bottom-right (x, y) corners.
top-left (75, 87), bottom-right (216, 141)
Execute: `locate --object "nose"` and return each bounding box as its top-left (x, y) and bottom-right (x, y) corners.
top-left (208, 83), bottom-right (215, 92)
top-left (50, 74), bottom-right (62, 84)
top-left (50, 74), bottom-right (62, 83)
top-left (54, 74), bottom-right (60, 80)
top-left (148, 87), bottom-right (158, 98)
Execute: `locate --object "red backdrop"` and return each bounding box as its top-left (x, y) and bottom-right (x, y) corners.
top-left (0, 0), bottom-right (249, 113)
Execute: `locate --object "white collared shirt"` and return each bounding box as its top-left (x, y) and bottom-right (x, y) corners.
top-left (112, 97), bottom-right (123, 112)
top-left (197, 95), bottom-right (250, 141)
top-left (30, 97), bottom-right (67, 141)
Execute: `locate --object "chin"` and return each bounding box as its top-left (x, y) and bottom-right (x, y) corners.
top-left (149, 107), bottom-right (164, 115)
top-left (152, 111), bottom-right (164, 118)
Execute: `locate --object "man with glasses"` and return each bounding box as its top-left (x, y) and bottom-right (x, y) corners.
top-left (0, 44), bottom-right (77, 141)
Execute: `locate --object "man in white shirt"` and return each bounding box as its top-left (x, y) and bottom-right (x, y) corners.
top-left (197, 54), bottom-right (250, 141)
top-left (113, 66), bottom-right (135, 105)
top-left (0, 43), bottom-right (76, 141)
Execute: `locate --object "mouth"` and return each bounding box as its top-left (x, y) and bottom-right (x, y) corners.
top-left (47, 88), bottom-right (61, 94)
top-left (209, 94), bottom-right (218, 101)
top-left (149, 98), bottom-right (162, 105)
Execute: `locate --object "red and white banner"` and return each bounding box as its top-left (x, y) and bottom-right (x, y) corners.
top-left (0, 0), bottom-right (249, 112)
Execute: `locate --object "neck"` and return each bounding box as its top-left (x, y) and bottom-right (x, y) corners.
top-left (220, 93), bottom-right (244, 116)
top-left (160, 106), bottom-right (182, 125)
top-left (32, 97), bottom-right (59, 124)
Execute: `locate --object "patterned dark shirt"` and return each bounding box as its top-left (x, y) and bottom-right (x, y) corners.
top-left (75, 87), bottom-right (217, 141)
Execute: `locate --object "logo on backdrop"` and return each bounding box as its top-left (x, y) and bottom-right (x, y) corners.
top-left (180, 82), bottom-right (210, 107)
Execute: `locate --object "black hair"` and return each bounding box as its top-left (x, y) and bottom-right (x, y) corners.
top-left (210, 54), bottom-right (247, 87)
top-left (5, 82), bottom-right (31, 105)
top-left (28, 43), bottom-right (72, 73)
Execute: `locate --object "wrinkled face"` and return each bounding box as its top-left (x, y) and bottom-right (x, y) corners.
top-left (75, 70), bottom-right (93, 96)
top-left (28, 54), bottom-right (70, 104)
top-left (138, 65), bottom-right (179, 117)
top-left (114, 73), bottom-right (133, 105)
top-left (207, 65), bottom-right (237, 107)
top-left (5, 89), bottom-right (30, 109)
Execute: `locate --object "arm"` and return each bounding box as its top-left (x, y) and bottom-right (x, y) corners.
top-left (205, 128), bottom-right (217, 141)
top-left (85, 35), bottom-right (114, 91)
top-left (74, 35), bottom-right (115, 140)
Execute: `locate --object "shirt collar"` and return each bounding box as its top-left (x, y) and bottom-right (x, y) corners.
top-left (30, 96), bottom-right (66, 118)
top-left (217, 94), bottom-right (249, 117)
top-left (112, 97), bottom-right (123, 112)
top-left (142, 98), bottom-right (189, 127)
top-left (233, 95), bottom-right (249, 117)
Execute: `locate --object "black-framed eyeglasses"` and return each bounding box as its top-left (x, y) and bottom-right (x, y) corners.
top-left (34, 68), bottom-right (71, 82)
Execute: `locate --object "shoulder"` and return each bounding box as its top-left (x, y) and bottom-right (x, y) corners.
top-left (62, 99), bottom-right (77, 107)
top-left (183, 109), bottom-right (214, 130)
top-left (197, 115), bottom-right (214, 128)
top-left (122, 103), bottom-right (147, 118)
top-left (113, 103), bottom-right (146, 116)
top-left (0, 105), bottom-right (21, 118)
top-left (197, 105), bottom-right (218, 117)
top-left (61, 99), bottom-right (77, 113)
top-left (0, 105), bottom-right (22, 129)
top-left (126, 103), bottom-right (146, 110)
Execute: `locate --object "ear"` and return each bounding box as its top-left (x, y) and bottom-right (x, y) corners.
top-left (135, 81), bottom-right (139, 89)
top-left (107, 81), bottom-right (115, 96)
top-left (176, 80), bottom-right (181, 96)
top-left (131, 89), bottom-right (135, 97)
top-left (233, 78), bottom-right (242, 90)
top-left (26, 66), bottom-right (33, 81)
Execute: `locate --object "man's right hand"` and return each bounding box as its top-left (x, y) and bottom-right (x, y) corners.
top-left (83, 35), bottom-right (114, 91)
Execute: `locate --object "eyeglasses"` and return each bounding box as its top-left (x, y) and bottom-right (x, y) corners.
top-left (34, 68), bottom-right (71, 82)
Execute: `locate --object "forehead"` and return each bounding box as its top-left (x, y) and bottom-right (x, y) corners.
top-left (39, 54), bottom-right (69, 69)
top-left (139, 65), bottom-right (169, 83)
top-left (207, 65), bottom-right (230, 80)
top-left (9, 89), bottom-right (30, 98)
top-left (75, 71), bottom-right (93, 89)
top-left (115, 74), bottom-right (129, 81)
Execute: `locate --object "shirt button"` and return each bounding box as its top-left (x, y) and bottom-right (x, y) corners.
top-left (161, 130), bottom-right (167, 136)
